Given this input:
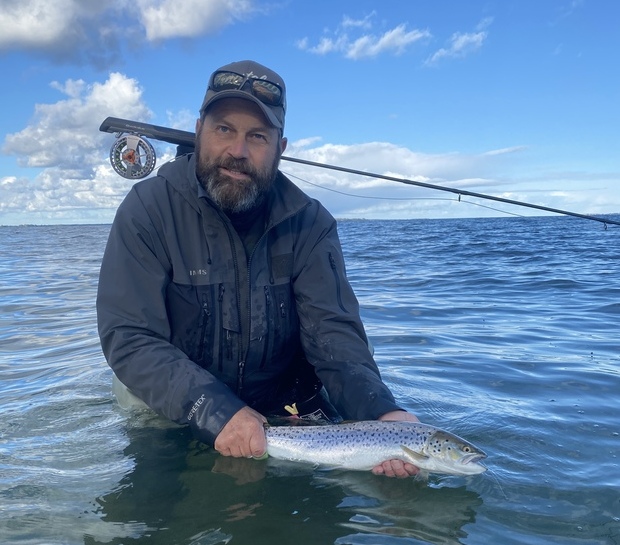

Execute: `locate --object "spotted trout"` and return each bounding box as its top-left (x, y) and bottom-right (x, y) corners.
top-left (264, 421), bottom-right (487, 476)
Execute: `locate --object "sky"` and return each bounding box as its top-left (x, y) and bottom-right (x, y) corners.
top-left (1, 0), bottom-right (619, 225)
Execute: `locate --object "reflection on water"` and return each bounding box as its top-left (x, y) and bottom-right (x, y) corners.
top-left (89, 422), bottom-right (483, 545)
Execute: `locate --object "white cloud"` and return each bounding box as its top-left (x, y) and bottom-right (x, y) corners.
top-left (280, 139), bottom-right (522, 218)
top-left (280, 139), bottom-right (620, 220)
top-left (298, 14), bottom-right (492, 64)
top-left (425, 31), bottom-right (487, 65)
top-left (0, 0), bottom-right (131, 65)
top-left (0, 0), bottom-right (76, 48)
top-left (558, 0), bottom-right (584, 19)
top-left (426, 18), bottom-right (492, 66)
top-left (1, 110), bottom-right (524, 224)
top-left (482, 146), bottom-right (528, 157)
top-left (2, 126), bottom-right (618, 223)
top-left (2, 74), bottom-right (617, 225)
top-left (136, 0), bottom-right (256, 41)
top-left (346, 25), bottom-right (432, 59)
top-left (341, 12), bottom-right (376, 30)
top-left (0, 73), bottom-right (153, 223)
top-left (0, 0), bottom-right (261, 64)
top-left (297, 13), bottom-right (431, 60)
top-left (286, 139), bottom-right (518, 183)
top-left (4, 73), bottom-right (150, 168)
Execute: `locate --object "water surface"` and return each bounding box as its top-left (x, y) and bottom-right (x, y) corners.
top-left (1, 216), bottom-right (618, 544)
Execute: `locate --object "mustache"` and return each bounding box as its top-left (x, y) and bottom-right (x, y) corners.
top-left (217, 157), bottom-right (255, 176)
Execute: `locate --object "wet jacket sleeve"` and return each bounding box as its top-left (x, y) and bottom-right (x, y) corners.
top-left (293, 206), bottom-right (404, 420)
top-left (96, 186), bottom-right (245, 446)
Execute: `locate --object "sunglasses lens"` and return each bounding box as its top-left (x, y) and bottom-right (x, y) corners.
top-left (212, 71), bottom-right (245, 90)
top-left (251, 79), bottom-right (281, 106)
top-left (211, 71), bottom-right (282, 107)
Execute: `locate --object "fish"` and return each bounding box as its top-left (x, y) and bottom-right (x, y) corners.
top-left (264, 420), bottom-right (487, 476)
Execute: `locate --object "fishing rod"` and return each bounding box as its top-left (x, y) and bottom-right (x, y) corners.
top-left (281, 156), bottom-right (619, 227)
top-left (99, 117), bottom-right (619, 227)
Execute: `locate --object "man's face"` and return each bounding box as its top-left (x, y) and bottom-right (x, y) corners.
top-left (195, 98), bottom-right (287, 214)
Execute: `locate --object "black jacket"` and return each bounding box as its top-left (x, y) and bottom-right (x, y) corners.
top-left (97, 153), bottom-right (402, 446)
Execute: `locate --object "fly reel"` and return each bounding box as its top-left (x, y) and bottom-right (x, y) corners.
top-left (109, 133), bottom-right (156, 179)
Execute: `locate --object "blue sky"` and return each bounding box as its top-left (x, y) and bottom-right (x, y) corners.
top-left (1, 0), bottom-right (618, 225)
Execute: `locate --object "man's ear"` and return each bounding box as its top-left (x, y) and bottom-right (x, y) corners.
top-left (280, 137), bottom-right (288, 154)
top-left (195, 118), bottom-right (202, 135)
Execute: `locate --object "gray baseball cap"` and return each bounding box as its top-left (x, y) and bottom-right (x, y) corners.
top-left (199, 60), bottom-right (286, 130)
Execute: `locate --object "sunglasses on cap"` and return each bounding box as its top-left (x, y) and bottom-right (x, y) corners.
top-left (209, 70), bottom-right (284, 108)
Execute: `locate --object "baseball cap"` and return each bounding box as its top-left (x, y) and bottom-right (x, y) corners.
top-left (199, 60), bottom-right (286, 130)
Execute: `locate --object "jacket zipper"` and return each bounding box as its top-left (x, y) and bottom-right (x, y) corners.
top-left (198, 293), bottom-right (211, 367)
top-left (259, 286), bottom-right (272, 370)
top-left (237, 359), bottom-right (245, 397)
top-left (329, 252), bottom-right (348, 313)
top-left (198, 191), bottom-right (312, 398)
top-left (239, 202), bottom-right (312, 395)
top-left (217, 283), bottom-right (225, 371)
top-left (217, 214), bottom-right (245, 395)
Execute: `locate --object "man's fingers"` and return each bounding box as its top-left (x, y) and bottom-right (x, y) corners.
top-left (249, 428), bottom-right (267, 458)
top-left (214, 406), bottom-right (267, 458)
top-left (372, 459), bottom-right (419, 478)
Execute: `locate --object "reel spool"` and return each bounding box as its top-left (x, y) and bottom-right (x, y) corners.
top-left (109, 133), bottom-right (156, 179)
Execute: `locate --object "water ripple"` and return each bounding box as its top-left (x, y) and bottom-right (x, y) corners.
top-left (1, 217), bottom-right (619, 545)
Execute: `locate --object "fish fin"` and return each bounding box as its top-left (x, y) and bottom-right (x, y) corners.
top-left (401, 445), bottom-right (429, 464)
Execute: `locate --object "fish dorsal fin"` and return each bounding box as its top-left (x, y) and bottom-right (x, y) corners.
top-left (401, 445), bottom-right (429, 463)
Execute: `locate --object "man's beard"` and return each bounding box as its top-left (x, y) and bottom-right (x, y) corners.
top-left (195, 146), bottom-right (280, 214)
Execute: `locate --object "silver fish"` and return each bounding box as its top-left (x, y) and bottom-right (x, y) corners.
top-left (265, 421), bottom-right (487, 476)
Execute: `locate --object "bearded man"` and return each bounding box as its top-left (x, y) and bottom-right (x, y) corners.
top-left (97, 60), bottom-right (419, 478)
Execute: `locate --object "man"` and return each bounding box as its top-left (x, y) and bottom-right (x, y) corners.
top-left (97, 60), bottom-right (419, 478)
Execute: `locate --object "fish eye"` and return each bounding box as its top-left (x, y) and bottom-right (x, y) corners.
top-left (463, 446), bottom-right (472, 453)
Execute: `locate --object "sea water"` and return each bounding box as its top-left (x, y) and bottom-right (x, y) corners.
top-left (0, 216), bottom-right (618, 545)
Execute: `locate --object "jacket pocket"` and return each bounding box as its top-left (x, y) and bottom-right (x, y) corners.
top-left (196, 285), bottom-right (220, 369)
top-left (261, 282), bottom-right (299, 368)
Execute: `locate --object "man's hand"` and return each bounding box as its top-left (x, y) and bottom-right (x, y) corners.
top-left (214, 406), bottom-right (267, 459)
top-left (372, 410), bottom-right (421, 478)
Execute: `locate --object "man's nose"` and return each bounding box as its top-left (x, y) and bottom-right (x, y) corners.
top-left (227, 134), bottom-right (250, 158)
